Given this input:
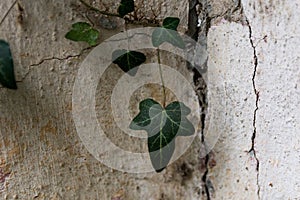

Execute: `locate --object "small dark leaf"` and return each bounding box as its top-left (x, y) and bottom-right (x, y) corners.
top-left (162, 17), bottom-right (180, 30)
top-left (130, 99), bottom-right (195, 172)
top-left (152, 17), bottom-right (185, 49)
top-left (118, 0), bottom-right (134, 18)
top-left (112, 49), bottom-right (146, 76)
top-left (0, 40), bottom-right (17, 89)
top-left (65, 22), bottom-right (99, 46)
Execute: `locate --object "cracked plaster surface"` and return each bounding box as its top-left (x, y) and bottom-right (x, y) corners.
top-left (242, 0), bottom-right (300, 199)
top-left (245, 17), bottom-right (261, 199)
top-left (204, 0), bottom-right (300, 199)
top-left (0, 0), bottom-right (206, 199)
top-left (0, 0), bottom-right (299, 199)
top-left (206, 21), bottom-right (259, 199)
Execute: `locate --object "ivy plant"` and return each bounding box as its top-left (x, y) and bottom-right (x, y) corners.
top-left (0, 40), bottom-right (17, 89)
top-left (66, 0), bottom-right (194, 172)
top-left (152, 17), bottom-right (185, 49)
top-left (130, 99), bottom-right (194, 172)
top-left (65, 22), bottom-right (99, 46)
top-left (118, 0), bottom-right (135, 18)
top-left (112, 49), bottom-right (146, 76)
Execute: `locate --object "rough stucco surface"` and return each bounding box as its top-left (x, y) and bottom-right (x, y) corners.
top-left (205, 0), bottom-right (300, 199)
top-left (0, 0), bottom-right (300, 199)
top-left (206, 22), bottom-right (258, 199)
top-left (242, 0), bottom-right (300, 199)
top-left (0, 0), bottom-right (207, 199)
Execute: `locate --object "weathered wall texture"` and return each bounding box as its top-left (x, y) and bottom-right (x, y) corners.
top-left (0, 0), bottom-right (205, 199)
top-left (0, 0), bottom-right (299, 199)
top-left (205, 0), bottom-right (300, 199)
top-left (206, 22), bottom-right (259, 199)
top-left (243, 0), bottom-right (300, 199)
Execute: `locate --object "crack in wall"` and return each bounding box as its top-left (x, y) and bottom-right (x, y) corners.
top-left (191, 0), bottom-right (245, 198)
top-left (0, 46), bottom-right (91, 90)
top-left (0, 0), bottom-right (17, 27)
top-left (2, 47), bottom-right (94, 90)
top-left (245, 16), bottom-right (261, 200)
top-left (14, 46), bottom-right (92, 83)
top-left (29, 46), bottom-right (92, 67)
top-left (187, 0), bottom-right (211, 199)
top-left (29, 54), bottom-right (81, 67)
top-left (189, 0), bottom-right (262, 199)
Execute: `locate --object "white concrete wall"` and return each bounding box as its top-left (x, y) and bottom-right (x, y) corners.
top-left (206, 0), bottom-right (300, 199)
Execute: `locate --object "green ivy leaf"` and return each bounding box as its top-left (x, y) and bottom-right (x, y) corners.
top-left (152, 17), bottom-right (185, 49)
top-left (0, 40), bottom-right (17, 89)
top-left (65, 22), bottom-right (99, 46)
top-left (130, 99), bottom-right (195, 172)
top-left (162, 17), bottom-right (180, 30)
top-left (118, 0), bottom-right (134, 18)
top-left (112, 49), bottom-right (146, 76)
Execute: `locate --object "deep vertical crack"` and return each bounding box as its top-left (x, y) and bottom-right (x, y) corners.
top-left (187, 0), bottom-right (211, 199)
top-left (188, 0), bottom-right (261, 198)
top-left (245, 17), bottom-right (261, 199)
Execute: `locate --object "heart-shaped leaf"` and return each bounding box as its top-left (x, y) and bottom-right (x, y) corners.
top-left (130, 99), bottom-right (195, 172)
top-left (65, 22), bottom-right (99, 46)
top-left (152, 17), bottom-right (185, 49)
top-left (0, 40), bottom-right (17, 89)
top-left (112, 49), bottom-right (146, 76)
top-left (118, 0), bottom-right (134, 18)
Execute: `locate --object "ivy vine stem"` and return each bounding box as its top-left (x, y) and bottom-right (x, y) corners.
top-left (124, 23), bottom-right (131, 51)
top-left (79, 0), bottom-right (120, 17)
top-left (157, 48), bottom-right (166, 108)
top-left (79, 0), bottom-right (159, 27)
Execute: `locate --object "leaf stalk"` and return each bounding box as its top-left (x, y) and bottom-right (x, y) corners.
top-left (157, 48), bottom-right (166, 108)
top-left (79, 0), bottom-right (120, 17)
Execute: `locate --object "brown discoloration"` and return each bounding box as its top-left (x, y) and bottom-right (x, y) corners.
top-left (143, 83), bottom-right (177, 106)
top-left (7, 146), bottom-right (20, 156)
top-left (17, 2), bottom-right (24, 25)
top-left (111, 189), bottom-right (125, 200)
top-left (40, 121), bottom-right (58, 136)
top-left (0, 168), bottom-right (11, 191)
top-left (178, 162), bottom-right (194, 181)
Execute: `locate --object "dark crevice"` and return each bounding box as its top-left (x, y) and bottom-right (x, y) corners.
top-left (188, 0), bottom-right (261, 198)
top-left (187, 0), bottom-right (211, 199)
top-left (201, 154), bottom-right (211, 200)
top-left (203, 11), bottom-right (212, 36)
top-left (187, 0), bottom-right (200, 40)
top-left (188, 0), bottom-right (253, 199)
top-left (245, 15), bottom-right (261, 200)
